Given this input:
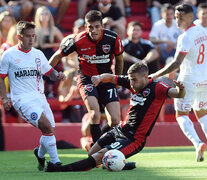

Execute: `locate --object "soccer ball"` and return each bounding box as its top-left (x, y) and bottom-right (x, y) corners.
top-left (102, 149), bottom-right (126, 171)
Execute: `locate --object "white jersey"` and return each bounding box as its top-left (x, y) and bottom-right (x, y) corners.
top-left (150, 19), bottom-right (182, 44)
top-left (176, 24), bottom-right (207, 83)
top-left (0, 45), bottom-right (53, 105)
top-left (194, 19), bottom-right (207, 31)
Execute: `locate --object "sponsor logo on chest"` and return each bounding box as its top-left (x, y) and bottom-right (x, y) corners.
top-left (130, 94), bottom-right (147, 106)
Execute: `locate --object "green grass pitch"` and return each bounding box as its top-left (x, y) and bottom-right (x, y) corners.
top-left (1, 146), bottom-right (207, 180)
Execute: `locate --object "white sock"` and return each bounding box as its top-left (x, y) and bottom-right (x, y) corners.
top-left (198, 114), bottom-right (207, 139)
top-left (41, 134), bottom-right (60, 163)
top-left (38, 135), bottom-right (47, 158)
top-left (176, 116), bottom-right (201, 148)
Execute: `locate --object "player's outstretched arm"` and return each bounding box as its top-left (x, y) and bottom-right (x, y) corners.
top-left (91, 74), bottom-right (116, 87)
top-left (49, 49), bottom-right (63, 68)
top-left (0, 78), bottom-right (12, 111)
top-left (115, 54), bottom-right (123, 75)
top-left (168, 80), bottom-right (185, 98)
top-left (149, 52), bottom-right (185, 80)
top-left (49, 70), bottom-right (66, 82)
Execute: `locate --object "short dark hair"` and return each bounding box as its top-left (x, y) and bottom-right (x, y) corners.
top-left (161, 3), bottom-right (174, 14)
top-left (175, 4), bottom-right (193, 14)
top-left (16, 21), bottom-right (35, 35)
top-left (197, 3), bottom-right (207, 12)
top-left (85, 10), bottom-right (102, 24)
top-left (127, 61), bottom-right (149, 75)
top-left (127, 21), bottom-right (142, 29)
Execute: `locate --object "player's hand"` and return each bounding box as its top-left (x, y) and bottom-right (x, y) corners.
top-left (173, 80), bottom-right (185, 90)
top-left (57, 72), bottom-right (66, 81)
top-left (148, 73), bottom-right (158, 80)
top-left (2, 97), bottom-right (12, 111)
top-left (91, 75), bottom-right (101, 87)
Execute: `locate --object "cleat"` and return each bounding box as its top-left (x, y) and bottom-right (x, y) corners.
top-left (122, 162), bottom-right (136, 170)
top-left (196, 142), bottom-right (207, 162)
top-left (85, 142), bottom-right (94, 152)
top-left (34, 147), bottom-right (45, 171)
top-left (45, 161), bottom-right (62, 172)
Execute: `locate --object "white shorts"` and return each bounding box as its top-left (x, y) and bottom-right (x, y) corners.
top-left (174, 81), bottom-right (207, 112)
top-left (13, 97), bottom-right (55, 128)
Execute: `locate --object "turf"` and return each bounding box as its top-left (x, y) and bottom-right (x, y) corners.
top-left (0, 146), bottom-right (207, 180)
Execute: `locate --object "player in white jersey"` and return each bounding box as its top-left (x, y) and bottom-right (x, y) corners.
top-left (150, 4), bottom-right (207, 162)
top-left (0, 21), bottom-right (66, 170)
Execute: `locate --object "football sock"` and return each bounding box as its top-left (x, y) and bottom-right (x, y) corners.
top-left (38, 135), bottom-right (47, 158)
top-left (90, 124), bottom-right (101, 143)
top-left (198, 114), bottom-right (207, 139)
top-left (59, 156), bottom-right (96, 171)
top-left (177, 116), bottom-right (201, 148)
top-left (101, 124), bottom-right (111, 135)
top-left (41, 134), bottom-right (60, 163)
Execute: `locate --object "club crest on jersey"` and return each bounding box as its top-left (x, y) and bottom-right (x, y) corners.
top-left (31, 112), bottom-right (38, 121)
top-left (35, 58), bottom-right (41, 66)
top-left (102, 45), bottom-right (110, 53)
top-left (143, 88), bottom-right (150, 97)
top-left (84, 84), bottom-right (93, 92)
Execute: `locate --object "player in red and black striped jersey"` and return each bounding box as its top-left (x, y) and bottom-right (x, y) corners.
top-left (45, 61), bottom-right (185, 172)
top-left (49, 10), bottom-right (124, 143)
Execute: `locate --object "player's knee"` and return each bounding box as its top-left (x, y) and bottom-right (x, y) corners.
top-left (38, 119), bottom-right (53, 134)
top-left (89, 110), bottom-right (101, 124)
top-left (111, 115), bottom-right (120, 127)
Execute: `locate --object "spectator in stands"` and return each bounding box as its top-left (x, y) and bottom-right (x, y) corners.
top-left (122, 21), bottom-right (159, 75)
top-left (149, 3), bottom-right (182, 66)
top-left (34, 6), bottom-right (64, 98)
top-left (90, 0), bottom-right (126, 39)
top-left (58, 19), bottom-right (85, 102)
top-left (6, 0), bottom-right (33, 21)
top-left (77, 0), bottom-right (96, 19)
top-left (194, 3), bottom-right (207, 30)
top-left (32, 0), bottom-right (71, 31)
top-left (57, 18), bottom-right (86, 123)
top-left (147, 0), bottom-right (197, 25)
top-left (78, 0), bottom-right (130, 18)
top-left (0, 11), bottom-right (16, 46)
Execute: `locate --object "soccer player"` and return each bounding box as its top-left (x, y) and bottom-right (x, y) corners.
top-left (49, 10), bottom-right (124, 144)
top-left (45, 61), bottom-right (185, 172)
top-left (0, 21), bottom-right (66, 170)
top-left (150, 4), bottom-right (207, 162)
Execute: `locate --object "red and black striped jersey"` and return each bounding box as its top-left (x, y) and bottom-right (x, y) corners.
top-left (60, 29), bottom-right (123, 77)
top-left (116, 75), bottom-right (171, 141)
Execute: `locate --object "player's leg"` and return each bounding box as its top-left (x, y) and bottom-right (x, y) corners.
top-left (175, 97), bottom-right (204, 161)
top-left (77, 75), bottom-right (102, 143)
top-left (38, 113), bottom-right (61, 164)
top-left (84, 96), bottom-right (102, 143)
top-left (98, 83), bottom-right (121, 134)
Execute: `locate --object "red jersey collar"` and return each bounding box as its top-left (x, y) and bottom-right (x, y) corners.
top-left (185, 24), bottom-right (196, 32)
top-left (17, 45), bottom-right (31, 53)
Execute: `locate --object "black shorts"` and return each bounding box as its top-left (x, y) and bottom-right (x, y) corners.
top-left (77, 75), bottom-right (119, 106)
top-left (97, 126), bottom-right (145, 159)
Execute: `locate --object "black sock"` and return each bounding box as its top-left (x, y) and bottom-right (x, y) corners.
top-left (90, 124), bottom-right (101, 143)
top-left (60, 156), bottom-right (96, 171)
top-left (101, 124), bottom-right (111, 135)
